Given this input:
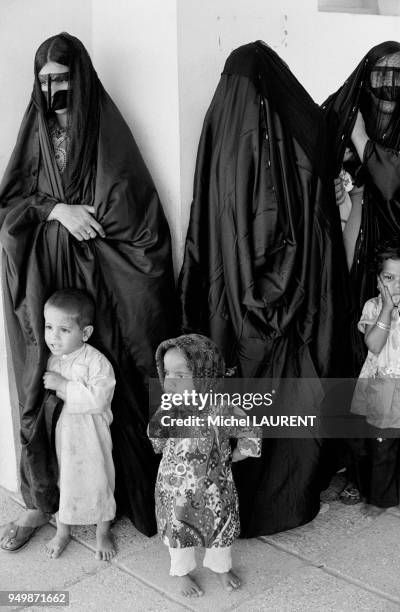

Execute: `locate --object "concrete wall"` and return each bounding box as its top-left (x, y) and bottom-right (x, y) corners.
top-left (1, 0), bottom-right (400, 492)
top-left (0, 0), bottom-right (93, 178)
top-left (91, 0), bottom-right (181, 268)
top-left (176, 0), bottom-right (400, 242)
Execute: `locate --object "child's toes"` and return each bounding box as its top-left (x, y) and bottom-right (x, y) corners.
top-left (176, 574), bottom-right (203, 597)
top-left (188, 586), bottom-right (202, 598)
top-left (218, 571), bottom-right (240, 592)
top-left (229, 571), bottom-right (241, 589)
top-left (45, 534), bottom-right (70, 559)
top-left (192, 586), bottom-right (203, 597)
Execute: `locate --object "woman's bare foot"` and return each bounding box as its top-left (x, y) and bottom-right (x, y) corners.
top-left (12, 509), bottom-right (51, 529)
top-left (175, 573), bottom-right (203, 597)
top-left (1, 509), bottom-right (51, 551)
top-left (360, 503), bottom-right (386, 518)
top-left (95, 521), bottom-right (115, 561)
top-left (217, 570), bottom-right (241, 592)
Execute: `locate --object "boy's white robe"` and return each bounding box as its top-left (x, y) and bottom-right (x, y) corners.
top-left (48, 343), bottom-right (116, 524)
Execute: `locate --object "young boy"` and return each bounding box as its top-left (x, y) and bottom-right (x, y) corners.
top-left (43, 289), bottom-right (116, 560)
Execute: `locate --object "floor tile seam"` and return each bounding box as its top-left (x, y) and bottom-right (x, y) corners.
top-left (0, 487), bottom-right (24, 504)
top-left (2, 566), bottom-right (111, 611)
top-left (68, 533), bottom-right (156, 566)
top-left (317, 565), bottom-right (400, 606)
top-left (67, 536), bottom-right (266, 610)
top-left (110, 559), bottom-right (197, 612)
top-left (259, 537), bottom-right (400, 606)
top-left (33, 526), bottom-right (114, 589)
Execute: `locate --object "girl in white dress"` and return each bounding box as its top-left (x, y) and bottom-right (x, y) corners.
top-left (351, 241), bottom-right (400, 516)
top-left (42, 289), bottom-right (116, 559)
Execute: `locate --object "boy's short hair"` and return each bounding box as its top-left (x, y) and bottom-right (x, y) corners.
top-left (44, 289), bottom-right (95, 327)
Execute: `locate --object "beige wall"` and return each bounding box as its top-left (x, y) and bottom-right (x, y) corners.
top-left (92, 0), bottom-right (181, 268)
top-left (176, 0), bottom-right (400, 241)
top-left (0, 0), bottom-right (93, 178)
top-left (1, 0), bottom-right (400, 492)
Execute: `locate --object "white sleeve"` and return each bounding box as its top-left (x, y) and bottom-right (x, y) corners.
top-left (358, 299), bottom-right (380, 334)
top-left (64, 353), bottom-right (116, 414)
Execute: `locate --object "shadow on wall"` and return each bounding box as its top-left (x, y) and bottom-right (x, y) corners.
top-left (319, 0), bottom-right (400, 16)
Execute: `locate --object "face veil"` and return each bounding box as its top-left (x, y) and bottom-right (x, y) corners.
top-left (361, 51), bottom-right (400, 148)
top-left (39, 72), bottom-right (70, 113)
top-left (32, 32), bottom-right (100, 202)
top-left (322, 41), bottom-right (400, 176)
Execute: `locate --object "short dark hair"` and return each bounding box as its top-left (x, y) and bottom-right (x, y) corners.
top-left (44, 289), bottom-right (95, 327)
top-left (372, 238), bottom-right (400, 274)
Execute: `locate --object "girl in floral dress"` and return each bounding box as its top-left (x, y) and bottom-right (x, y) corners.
top-left (351, 240), bottom-right (400, 516)
top-left (148, 334), bottom-right (261, 598)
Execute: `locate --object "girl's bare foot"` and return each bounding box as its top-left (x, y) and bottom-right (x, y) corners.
top-left (95, 521), bottom-right (115, 561)
top-left (175, 573), bottom-right (203, 597)
top-left (360, 503), bottom-right (386, 518)
top-left (218, 570), bottom-right (241, 592)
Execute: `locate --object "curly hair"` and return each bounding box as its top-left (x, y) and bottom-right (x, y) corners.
top-left (371, 238), bottom-right (400, 274)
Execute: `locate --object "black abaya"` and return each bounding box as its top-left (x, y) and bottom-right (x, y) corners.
top-left (0, 33), bottom-right (176, 536)
top-left (323, 40), bottom-right (400, 372)
top-left (178, 42), bottom-right (350, 536)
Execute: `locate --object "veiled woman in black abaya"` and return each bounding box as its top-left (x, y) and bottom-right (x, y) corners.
top-left (324, 41), bottom-right (400, 372)
top-left (0, 33), bottom-right (175, 549)
top-left (179, 42), bottom-right (350, 536)
top-left (322, 41), bottom-right (400, 505)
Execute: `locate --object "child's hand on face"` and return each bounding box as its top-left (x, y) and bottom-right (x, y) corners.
top-left (43, 371), bottom-right (67, 396)
top-left (378, 276), bottom-right (396, 313)
top-left (232, 447), bottom-right (247, 463)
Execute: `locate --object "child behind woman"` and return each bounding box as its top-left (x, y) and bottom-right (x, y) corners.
top-left (351, 240), bottom-right (400, 516)
top-left (148, 334), bottom-right (261, 598)
top-left (43, 289), bottom-right (116, 560)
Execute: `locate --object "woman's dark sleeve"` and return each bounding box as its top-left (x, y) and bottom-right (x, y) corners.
top-left (363, 140), bottom-right (400, 200)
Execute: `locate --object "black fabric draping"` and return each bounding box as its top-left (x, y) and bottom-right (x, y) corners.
top-left (0, 33), bottom-right (176, 536)
top-left (323, 41), bottom-right (400, 372)
top-left (178, 41), bottom-right (350, 536)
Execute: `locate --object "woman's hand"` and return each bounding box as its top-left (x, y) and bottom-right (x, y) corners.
top-left (47, 203), bottom-right (106, 241)
top-left (351, 111), bottom-right (369, 161)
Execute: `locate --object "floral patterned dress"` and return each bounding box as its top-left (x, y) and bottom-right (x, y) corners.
top-left (351, 295), bottom-right (400, 428)
top-left (149, 405), bottom-right (261, 549)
